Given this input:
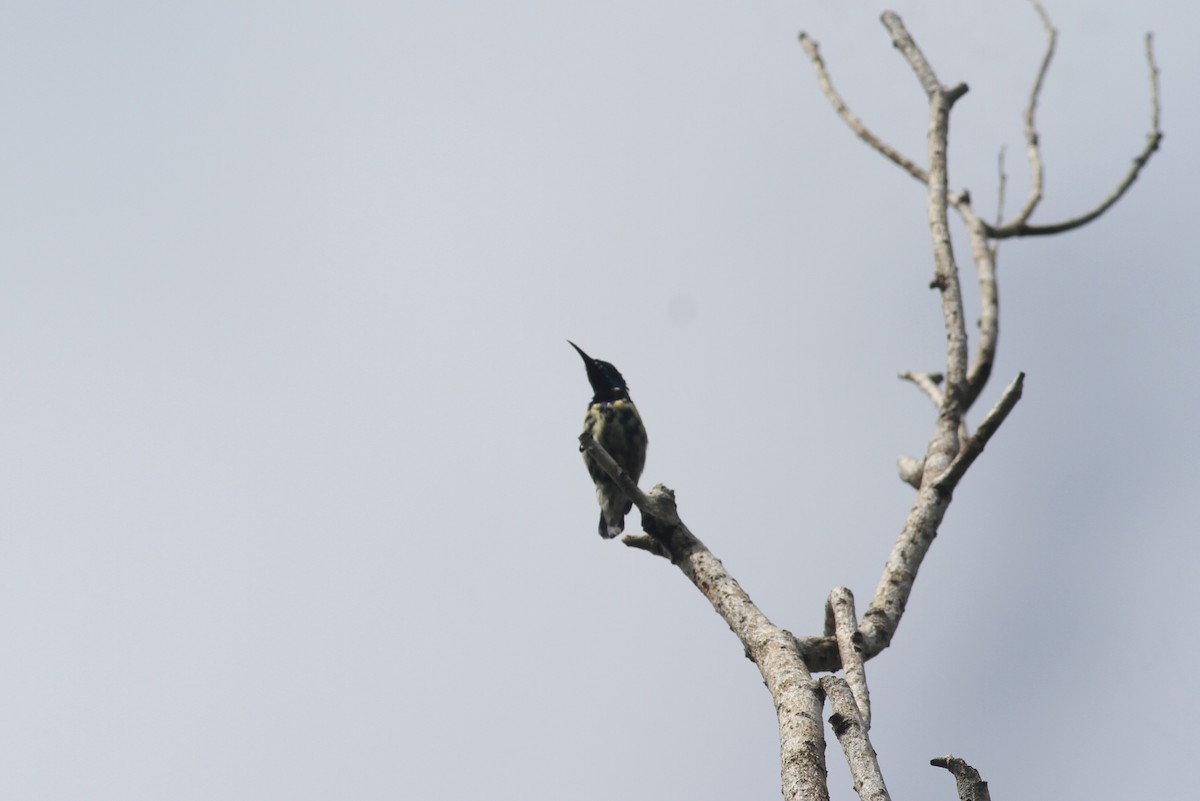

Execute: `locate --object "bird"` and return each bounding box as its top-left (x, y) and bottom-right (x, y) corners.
top-left (569, 341), bottom-right (648, 538)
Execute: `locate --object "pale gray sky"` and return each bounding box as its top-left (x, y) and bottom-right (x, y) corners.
top-left (2, 2), bottom-right (1196, 799)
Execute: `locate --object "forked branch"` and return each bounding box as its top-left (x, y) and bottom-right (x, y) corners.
top-left (798, 10), bottom-right (1040, 666)
top-left (987, 29), bottom-right (1162, 238)
top-left (579, 431), bottom-right (830, 801)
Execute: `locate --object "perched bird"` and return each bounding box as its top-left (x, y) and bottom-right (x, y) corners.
top-left (570, 341), bottom-right (648, 538)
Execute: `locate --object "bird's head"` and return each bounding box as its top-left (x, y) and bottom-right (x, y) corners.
top-left (569, 341), bottom-right (631, 403)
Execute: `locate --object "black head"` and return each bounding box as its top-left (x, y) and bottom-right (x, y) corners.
top-left (569, 340), bottom-right (631, 403)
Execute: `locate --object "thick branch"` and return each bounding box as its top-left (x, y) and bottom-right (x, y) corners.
top-left (861, 373), bottom-right (1024, 655)
top-left (579, 432), bottom-right (830, 801)
top-left (859, 483), bottom-right (945, 655)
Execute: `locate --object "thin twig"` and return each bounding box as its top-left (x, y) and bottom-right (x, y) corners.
top-left (933, 372), bottom-right (1025, 493)
top-left (898, 371), bottom-right (944, 408)
top-left (994, 146), bottom-right (1008, 228)
top-left (798, 32), bottom-right (928, 184)
top-left (1008, 0), bottom-right (1057, 228)
top-left (975, 201), bottom-right (1003, 423)
top-left (621, 532), bottom-right (671, 558)
top-left (797, 30), bottom-right (973, 208)
top-left (987, 31), bottom-right (1163, 238)
top-left (958, 204), bottom-right (998, 410)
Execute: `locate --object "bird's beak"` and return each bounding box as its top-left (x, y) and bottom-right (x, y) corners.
top-left (567, 340), bottom-right (592, 365)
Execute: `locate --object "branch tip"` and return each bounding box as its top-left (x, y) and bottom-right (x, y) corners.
top-left (931, 755), bottom-right (991, 801)
top-left (934, 372), bottom-right (1025, 491)
top-left (798, 23), bottom-right (928, 183)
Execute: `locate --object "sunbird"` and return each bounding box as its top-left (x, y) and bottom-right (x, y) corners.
top-left (570, 341), bottom-right (648, 538)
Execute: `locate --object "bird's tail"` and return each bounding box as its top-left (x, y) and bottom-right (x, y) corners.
top-left (598, 511), bottom-right (624, 539)
top-left (598, 497), bottom-right (635, 539)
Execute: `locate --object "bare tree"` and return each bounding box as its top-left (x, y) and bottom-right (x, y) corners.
top-left (579, 4), bottom-right (1161, 800)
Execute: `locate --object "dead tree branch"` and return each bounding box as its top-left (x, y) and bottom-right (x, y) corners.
top-left (933, 372), bottom-right (1025, 493)
top-left (986, 29), bottom-right (1161, 238)
top-left (823, 676), bottom-right (890, 801)
top-left (959, 201), bottom-right (999, 410)
top-left (797, 33), bottom-right (927, 185)
top-left (580, 4), bottom-right (1161, 798)
top-left (931, 755), bottom-right (992, 801)
top-left (1008, 0), bottom-right (1057, 229)
top-left (899, 371), bottom-right (944, 408)
top-left (802, 5), bottom-right (1162, 243)
top-left (881, 10), bottom-right (971, 413)
top-left (580, 431), bottom-right (831, 801)
top-left (793, 8), bottom-right (1079, 674)
top-left (789, 1), bottom-right (1159, 675)
top-left (826, 588), bottom-right (871, 727)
